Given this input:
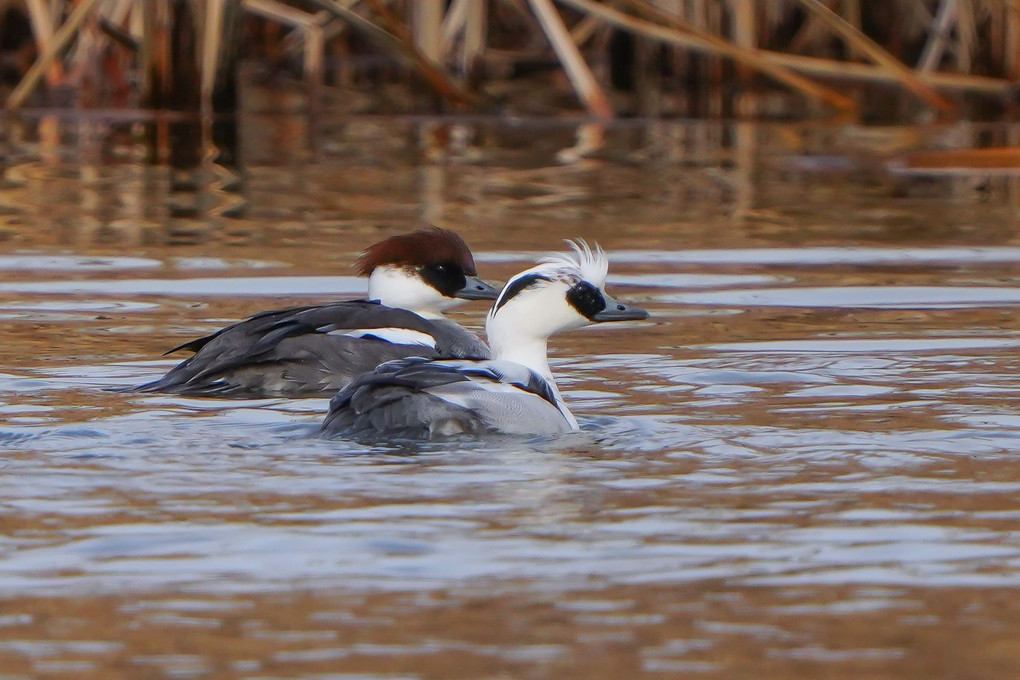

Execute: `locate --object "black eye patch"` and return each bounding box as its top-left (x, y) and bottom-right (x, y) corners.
top-left (420, 262), bottom-right (467, 297)
top-left (566, 281), bottom-right (606, 320)
top-left (493, 273), bottom-right (551, 313)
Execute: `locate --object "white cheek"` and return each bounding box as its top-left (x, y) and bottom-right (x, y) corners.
top-left (563, 307), bottom-right (592, 330)
top-left (368, 266), bottom-right (449, 314)
top-left (535, 285), bottom-right (590, 332)
top-left (489, 283), bottom-right (589, 338)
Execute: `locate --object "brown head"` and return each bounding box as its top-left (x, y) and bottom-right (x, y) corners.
top-left (356, 227), bottom-right (477, 278)
top-left (358, 228), bottom-right (499, 310)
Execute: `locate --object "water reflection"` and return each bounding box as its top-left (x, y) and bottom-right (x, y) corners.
top-left (4, 117), bottom-right (1020, 679)
top-left (4, 115), bottom-right (1020, 252)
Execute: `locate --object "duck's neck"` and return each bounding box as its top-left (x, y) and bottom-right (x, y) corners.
top-left (489, 335), bottom-right (552, 380)
top-left (487, 309), bottom-right (581, 430)
top-left (367, 266), bottom-right (449, 319)
top-left (486, 305), bottom-right (555, 380)
top-left (490, 333), bottom-right (580, 430)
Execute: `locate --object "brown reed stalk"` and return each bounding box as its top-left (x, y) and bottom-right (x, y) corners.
top-left (244, 0), bottom-right (326, 89)
top-left (917, 0), bottom-right (959, 72)
top-left (6, 0), bottom-right (104, 109)
top-left (462, 0), bottom-right (486, 75)
top-left (1008, 0), bottom-right (1020, 78)
top-left (332, 0), bottom-right (479, 107)
top-left (439, 0), bottom-right (487, 75)
top-left (560, 0), bottom-right (858, 115)
top-left (412, 0), bottom-right (443, 63)
top-left (23, 0), bottom-right (66, 88)
top-left (795, 0), bottom-right (956, 116)
top-left (527, 0), bottom-right (613, 118)
top-left (954, 0), bottom-right (973, 73)
top-left (765, 50), bottom-right (1010, 94)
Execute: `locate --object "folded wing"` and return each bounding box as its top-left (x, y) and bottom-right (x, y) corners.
top-left (137, 301), bottom-right (488, 397)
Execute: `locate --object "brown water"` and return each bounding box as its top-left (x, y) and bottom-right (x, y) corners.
top-left (3, 113), bottom-right (1020, 679)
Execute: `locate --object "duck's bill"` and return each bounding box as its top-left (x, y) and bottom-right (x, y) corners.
top-left (456, 275), bottom-right (501, 300)
top-left (593, 295), bottom-right (649, 322)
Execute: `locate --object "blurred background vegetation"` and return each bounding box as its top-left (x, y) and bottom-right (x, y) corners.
top-left (1, 0), bottom-right (1018, 122)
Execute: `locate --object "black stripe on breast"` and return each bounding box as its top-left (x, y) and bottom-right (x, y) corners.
top-left (524, 371), bottom-right (559, 407)
top-left (471, 364), bottom-right (559, 408)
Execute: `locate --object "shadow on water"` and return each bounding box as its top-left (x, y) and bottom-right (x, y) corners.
top-left (3, 115), bottom-right (1020, 678)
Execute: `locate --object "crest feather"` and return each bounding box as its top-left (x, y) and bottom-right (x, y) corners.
top-left (487, 240), bottom-right (609, 320)
top-left (539, 239), bottom-right (608, 287)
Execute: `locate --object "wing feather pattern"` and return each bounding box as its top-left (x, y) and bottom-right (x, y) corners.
top-left (136, 301), bottom-right (488, 397)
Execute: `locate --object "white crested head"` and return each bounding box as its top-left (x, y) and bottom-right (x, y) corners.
top-left (485, 240), bottom-right (646, 378)
top-left (538, 239), bottom-right (608, 288)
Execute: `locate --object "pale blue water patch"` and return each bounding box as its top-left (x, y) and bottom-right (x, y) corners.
top-left (0, 640), bottom-right (123, 657)
top-left (479, 247), bottom-right (1020, 266)
top-left (0, 276), bottom-right (366, 297)
top-left (0, 255), bottom-right (161, 272)
top-left (0, 404), bottom-right (50, 415)
top-left (947, 412), bottom-right (1020, 430)
top-left (0, 300), bottom-right (159, 312)
top-left (664, 286), bottom-right (1020, 309)
top-left (709, 337), bottom-right (1020, 352)
top-left (681, 369), bottom-right (833, 386)
top-left (612, 421), bottom-right (1020, 461)
top-left (744, 569), bottom-right (1020, 588)
top-left (767, 646), bottom-right (904, 661)
top-left (120, 599), bottom-right (254, 613)
top-left (632, 355), bottom-right (835, 389)
top-left (768, 598), bottom-right (922, 615)
top-left (9, 360), bottom-right (179, 391)
top-left (4, 511), bottom-right (1015, 595)
top-left (171, 257), bottom-right (287, 270)
top-left (562, 388), bottom-right (632, 410)
top-left (0, 372), bottom-right (66, 393)
top-left (786, 384), bottom-right (896, 398)
top-left (607, 273), bottom-right (781, 288)
top-left (632, 340), bottom-right (1020, 426)
top-left (131, 394), bottom-right (329, 414)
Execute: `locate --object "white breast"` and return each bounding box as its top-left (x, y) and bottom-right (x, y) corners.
top-left (422, 361), bottom-right (579, 434)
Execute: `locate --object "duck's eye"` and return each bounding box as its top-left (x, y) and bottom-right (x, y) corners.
top-left (419, 262), bottom-right (467, 297)
top-left (566, 281), bottom-right (607, 320)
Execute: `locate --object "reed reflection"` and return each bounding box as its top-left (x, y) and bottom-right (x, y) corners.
top-left (0, 117), bottom-right (1019, 251)
top-left (134, 0), bottom-right (246, 245)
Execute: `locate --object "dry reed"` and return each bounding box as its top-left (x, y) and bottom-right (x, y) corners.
top-left (0, 0), bottom-right (1017, 120)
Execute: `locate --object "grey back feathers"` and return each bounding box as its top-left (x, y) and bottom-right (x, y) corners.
top-left (135, 301), bottom-right (489, 397)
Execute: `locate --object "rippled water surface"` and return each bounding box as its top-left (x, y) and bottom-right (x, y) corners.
top-left (3, 115), bottom-right (1020, 679)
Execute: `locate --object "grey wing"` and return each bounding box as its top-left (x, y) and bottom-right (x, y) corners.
top-left (323, 358), bottom-right (491, 438)
top-left (162, 303), bottom-right (322, 355)
top-left (136, 301), bottom-right (446, 397)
